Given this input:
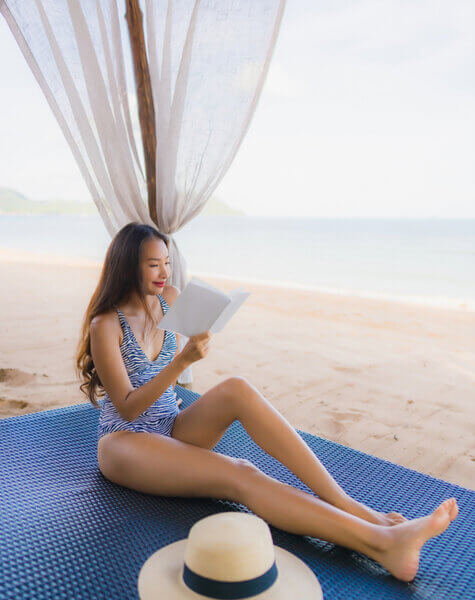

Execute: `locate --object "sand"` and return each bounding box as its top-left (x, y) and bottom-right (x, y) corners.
top-left (0, 247), bottom-right (474, 490)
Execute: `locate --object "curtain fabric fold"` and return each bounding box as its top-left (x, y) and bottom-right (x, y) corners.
top-left (1, 0), bottom-right (286, 383)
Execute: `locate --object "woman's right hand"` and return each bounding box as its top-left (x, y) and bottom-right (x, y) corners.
top-left (178, 331), bottom-right (212, 366)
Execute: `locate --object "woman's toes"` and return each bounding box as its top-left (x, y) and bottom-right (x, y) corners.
top-left (433, 502), bottom-right (447, 518)
top-left (451, 502), bottom-right (459, 521)
top-left (390, 513), bottom-right (407, 523)
top-left (445, 498), bottom-right (459, 521)
top-left (387, 512), bottom-right (407, 524)
top-left (429, 501), bottom-right (453, 537)
top-left (441, 498), bottom-right (454, 514)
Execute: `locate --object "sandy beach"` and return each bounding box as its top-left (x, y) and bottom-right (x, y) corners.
top-left (0, 247), bottom-right (473, 490)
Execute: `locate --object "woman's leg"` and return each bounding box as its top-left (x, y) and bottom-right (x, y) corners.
top-left (236, 463), bottom-right (458, 583)
top-left (231, 378), bottom-right (406, 525)
top-left (173, 377), bottom-right (405, 526)
top-left (98, 429), bottom-right (458, 583)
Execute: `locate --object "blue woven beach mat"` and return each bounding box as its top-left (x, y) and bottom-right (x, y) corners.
top-left (1, 386), bottom-right (474, 599)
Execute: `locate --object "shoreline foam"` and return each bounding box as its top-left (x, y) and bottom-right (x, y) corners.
top-left (190, 270), bottom-right (475, 313)
top-left (2, 247), bottom-right (473, 313)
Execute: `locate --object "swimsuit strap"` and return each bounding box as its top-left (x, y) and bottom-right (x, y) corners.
top-left (158, 292), bottom-right (171, 314)
top-left (114, 305), bottom-right (128, 328)
top-left (114, 294), bottom-right (169, 344)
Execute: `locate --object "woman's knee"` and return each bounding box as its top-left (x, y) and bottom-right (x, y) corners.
top-left (230, 458), bottom-right (263, 499)
top-left (221, 376), bottom-right (254, 407)
top-left (221, 376), bottom-right (251, 392)
top-left (222, 377), bottom-right (272, 421)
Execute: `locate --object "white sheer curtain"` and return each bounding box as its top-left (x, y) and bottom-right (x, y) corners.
top-left (1, 0), bottom-right (286, 384)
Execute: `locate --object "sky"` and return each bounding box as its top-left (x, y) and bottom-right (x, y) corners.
top-left (0, 0), bottom-right (473, 218)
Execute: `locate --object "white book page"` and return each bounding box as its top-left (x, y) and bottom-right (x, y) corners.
top-left (157, 278), bottom-right (249, 337)
top-left (210, 289), bottom-right (250, 333)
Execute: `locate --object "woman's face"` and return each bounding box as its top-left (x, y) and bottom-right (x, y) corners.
top-left (140, 238), bottom-right (171, 295)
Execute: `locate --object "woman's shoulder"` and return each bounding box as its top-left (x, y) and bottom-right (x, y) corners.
top-left (162, 284), bottom-right (180, 307)
top-left (90, 309), bottom-right (123, 343)
top-left (90, 308), bottom-right (118, 327)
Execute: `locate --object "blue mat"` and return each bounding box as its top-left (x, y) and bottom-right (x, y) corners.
top-left (1, 385), bottom-right (474, 599)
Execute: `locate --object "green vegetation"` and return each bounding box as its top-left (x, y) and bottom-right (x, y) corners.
top-left (0, 188), bottom-right (96, 215)
top-left (0, 187), bottom-right (245, 216)
top-left (201, 195), bottom-right (245, 216)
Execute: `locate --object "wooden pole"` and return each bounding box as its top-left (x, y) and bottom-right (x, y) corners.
top-left (125, 0), bottom-right (157, 224)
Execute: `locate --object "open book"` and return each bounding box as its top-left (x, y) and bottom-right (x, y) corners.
top-left (156, 277), bottom-right (250, 337)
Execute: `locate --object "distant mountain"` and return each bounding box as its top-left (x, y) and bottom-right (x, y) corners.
top-left (0, 188), bottom-right (245, 216)
top-left (0, 188), bottom-right (97, 215)
top-left (201, 196), bottom-right (245, 216)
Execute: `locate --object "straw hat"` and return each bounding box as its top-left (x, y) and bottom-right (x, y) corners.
top-left (138, 511), bottom-right (323, 599)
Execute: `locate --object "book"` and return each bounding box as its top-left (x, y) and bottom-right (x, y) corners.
top-left (156, 277), bottom-right (250, 337)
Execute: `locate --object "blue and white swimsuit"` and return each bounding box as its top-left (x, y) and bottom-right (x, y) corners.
top-left (97, 294), bottom-right (180, 440)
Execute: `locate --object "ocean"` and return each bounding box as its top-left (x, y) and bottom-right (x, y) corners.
top-left (1, 214), bottom-right (474, 311)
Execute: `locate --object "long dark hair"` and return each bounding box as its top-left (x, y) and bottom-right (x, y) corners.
top-left (75, 222), bottom-right (170, 407)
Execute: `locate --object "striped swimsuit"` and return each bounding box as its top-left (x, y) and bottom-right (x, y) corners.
top-left (97, 294), bottom-right (180, 440)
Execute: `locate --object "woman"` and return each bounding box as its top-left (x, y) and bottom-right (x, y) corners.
top-left (76, 222), bottom-right (458, 583)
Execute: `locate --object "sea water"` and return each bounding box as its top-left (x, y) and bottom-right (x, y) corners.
top-left (1, 214), bottom-right (474, 311)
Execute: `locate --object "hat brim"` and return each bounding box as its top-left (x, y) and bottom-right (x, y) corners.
top-left (138, 539), bottom-right (323, 599)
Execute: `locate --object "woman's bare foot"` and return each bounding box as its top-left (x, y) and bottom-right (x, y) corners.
top-left (370, 498), bottom-right (458, 582)
top-left (338, 497), bottom-right (408, 526)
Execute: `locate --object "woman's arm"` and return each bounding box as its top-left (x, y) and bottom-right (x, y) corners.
top-left (125, 328), bottom-right (210, 419)
top-left (90, 312), bottom-right (190, 422)
top-left (123, 353), bottom-right (189, 420)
